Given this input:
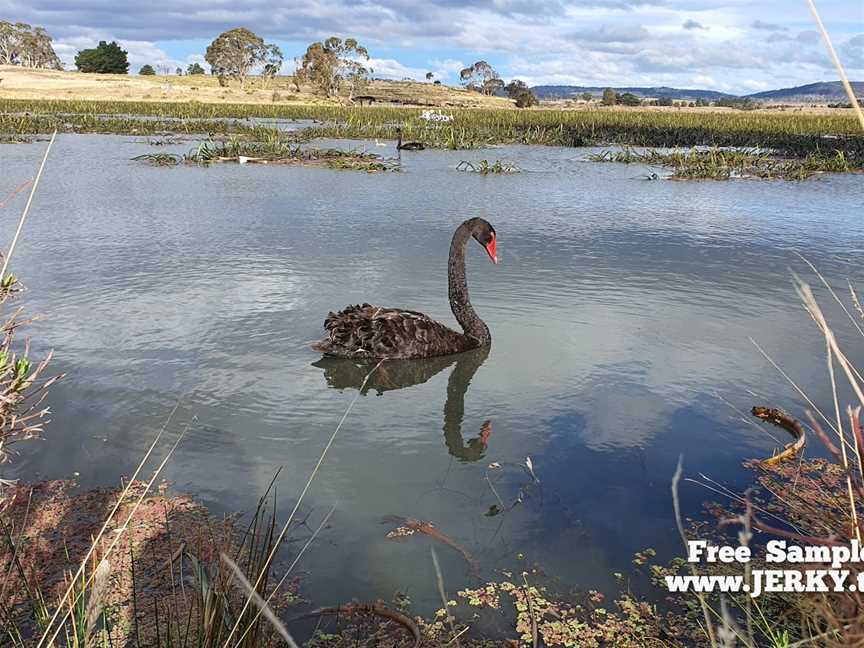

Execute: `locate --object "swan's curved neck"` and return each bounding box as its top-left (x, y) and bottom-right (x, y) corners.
top-left (448, 223), bottom-right (490, 346)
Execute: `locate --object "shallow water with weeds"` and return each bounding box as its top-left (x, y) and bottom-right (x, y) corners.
top-left (4, 99), bottom-right (864, 159)
top-left (2, 134), bottom-right (864, 626)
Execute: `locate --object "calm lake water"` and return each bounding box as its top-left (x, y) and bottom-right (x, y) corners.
top-left (3, 134), bottom-right (864, 618)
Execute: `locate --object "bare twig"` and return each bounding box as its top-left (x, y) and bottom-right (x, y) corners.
top-left (751, 407), bottom-right (807, 465)
top-left (805, 0), bottom-right (864, 130)
top-left (432, 546), bottom-right (460, 648)
top-left (0, 131), bottom-right (56, 282)
top-left (0, 180), bottom-right (33, 212)
top-left (289, 602), bottom-right (420, 648)
top-left (522, 573), bottom-right (538, 648)
top-left (673, 456), bottom-right (717, 647)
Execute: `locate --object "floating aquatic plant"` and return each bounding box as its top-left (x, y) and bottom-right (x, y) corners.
top-left (456, 159), bottom-right (520, 174)
top-left (131, 152), bottom-right (184, 166)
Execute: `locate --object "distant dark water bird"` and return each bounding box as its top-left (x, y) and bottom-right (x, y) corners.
top-left (396, 128), bottom-right (425, 151)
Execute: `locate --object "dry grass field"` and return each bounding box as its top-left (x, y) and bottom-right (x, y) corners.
top-left (0, 65), bottom-right (513, 108)
top-left (2, 66), bottom-right (857, 119)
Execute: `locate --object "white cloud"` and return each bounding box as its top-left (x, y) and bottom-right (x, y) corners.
top-left (3, 0), bottom-right (862, 92)
top-left (367, 57), bottom-right (433, 81)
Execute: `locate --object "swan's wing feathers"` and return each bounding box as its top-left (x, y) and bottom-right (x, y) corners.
top-left (315, 305), bottom-right (467, 359)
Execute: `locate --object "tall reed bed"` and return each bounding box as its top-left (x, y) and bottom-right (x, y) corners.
top-left (2, 98), bottom-right (862, 158)
top-left (589, 147), bottom-right (857, 179)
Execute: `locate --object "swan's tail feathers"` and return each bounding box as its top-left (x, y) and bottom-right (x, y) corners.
top-left (311, 340), bottom-right (333, 353)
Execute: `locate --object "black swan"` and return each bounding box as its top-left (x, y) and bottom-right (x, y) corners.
top-left (396, 128), bottom-right (425, 151)
top-left (313, 217), bottom-right (497, 359)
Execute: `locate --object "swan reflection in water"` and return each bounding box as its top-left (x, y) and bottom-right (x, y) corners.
top-left (312, 345), bottom-right (491, 462)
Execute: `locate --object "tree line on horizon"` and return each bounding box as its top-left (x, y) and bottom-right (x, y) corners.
top-left (0, 21), bottom-right (541, 107)
top-left (0, 20), bottom-right (766, 110)
top-left (4, 22), bottom-right (774, 110)
top-left (0, 20), bottom-right (728, 110)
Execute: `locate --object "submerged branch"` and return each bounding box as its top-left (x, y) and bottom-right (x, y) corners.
top-left (289, 601), bottom-right (421, 648)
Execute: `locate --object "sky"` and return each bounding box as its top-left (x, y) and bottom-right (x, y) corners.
top-left (1, 0), bottom-right (862, 94)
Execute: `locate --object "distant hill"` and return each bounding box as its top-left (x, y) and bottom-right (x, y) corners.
top-left (531, 81), bottom-right (862, 103)
top-left (531, 85), bottom-right (735, 101)
top-left (744, 81), bottom-right (864, 101)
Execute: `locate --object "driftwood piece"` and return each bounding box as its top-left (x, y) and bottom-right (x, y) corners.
top-left (751, 406), bottom-right (807, 465)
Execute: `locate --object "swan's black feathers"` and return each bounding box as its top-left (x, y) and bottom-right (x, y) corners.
top-left (313, 303), bottom-right (476, 360)
top-left (312, 217), bottom-right (496, 360)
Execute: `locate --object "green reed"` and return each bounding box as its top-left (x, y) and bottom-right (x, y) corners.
top-left (2, 98), bottom-right (863, 160)
top-left (589, 147), bottom-right (858, 179)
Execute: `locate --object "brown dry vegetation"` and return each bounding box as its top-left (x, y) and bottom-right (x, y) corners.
top-left (2, 66), bottom-right (856, 117)
top-left (0, 478), bottom-right (309, 647)
top-left (542, 97), bottom-right (860, 116)
top-left (0, 480), bottom-right (238, 644)
top-left (0, 65), bottom-right (512, 109)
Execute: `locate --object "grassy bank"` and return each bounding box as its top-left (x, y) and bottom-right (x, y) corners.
top-left (2, 98), bottom-right (863, 159)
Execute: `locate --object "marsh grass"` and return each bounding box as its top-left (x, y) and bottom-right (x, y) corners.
top-left (0, 135), bottom-right (34, 144)
top-left (588, 147), bottom-right (857, 180)
top-left (3, 98), bottom-right (863, 158)
top-left (456, 160), bottom-right (520, 174)
top-left (132, 152), bottom-right (184, 166)
top-left (132, 137), bottom-right (395, 171)
top-left (0, 304), bottom-right (60, 469)
top-left (0, 112), bottom-right (261, 137)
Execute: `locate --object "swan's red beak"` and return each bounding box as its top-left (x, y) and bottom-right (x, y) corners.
top-left (484, 233), bottom-right (498, 264)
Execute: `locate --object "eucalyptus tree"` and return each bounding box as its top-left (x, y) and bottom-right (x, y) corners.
top-left (0, 21), bottom-right (62, 69)
top-left (205, 27), bottom-right (282, 89)
top-left (505, 79), bottom-right (538, 107)
top-left (296, 37), bottom-right (370, 98)
top-left (459, 60), bottom-right (503, 95)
